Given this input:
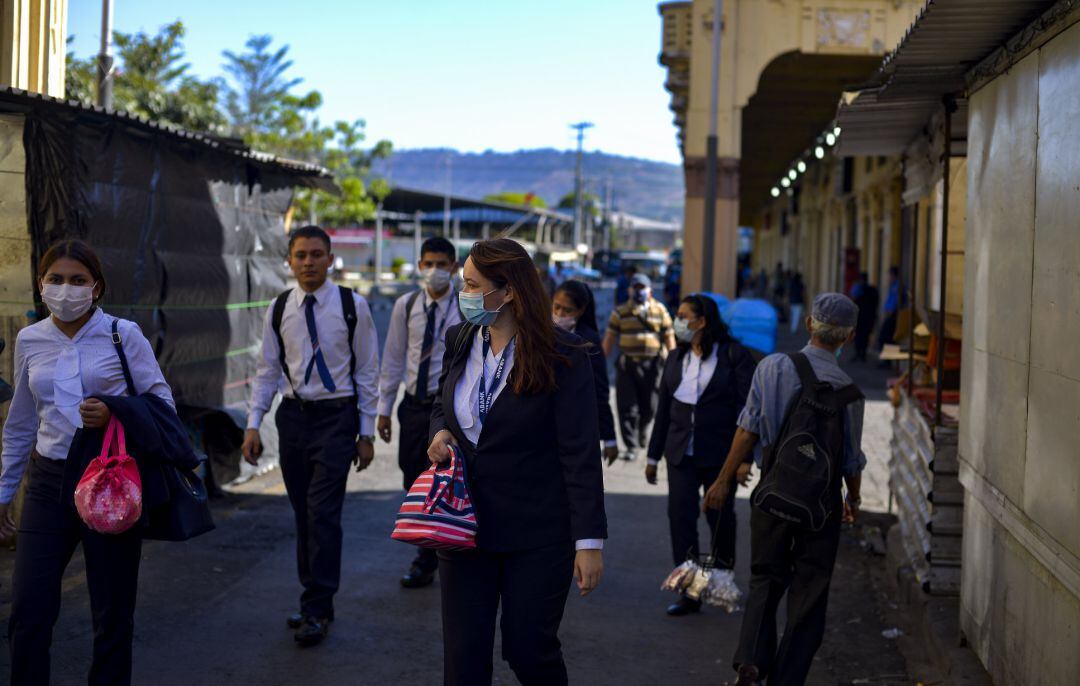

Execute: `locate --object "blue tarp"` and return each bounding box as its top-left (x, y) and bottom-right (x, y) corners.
top-left (697, 293), bottom-right (778, 354)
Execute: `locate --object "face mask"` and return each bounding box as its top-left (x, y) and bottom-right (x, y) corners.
top-left (41, 283), bottom-right (96, 322)
top-left (673, 317), bottom-right (697, 343)
top-left (552, 314), bottom-right (576, 331)
top-left (835, 346), bottom-right (843, 359)
top-left (632, 288), bottom-right (649, 304)
top-left (422, 267), bottom-right (452, 291)
top-left (458, 288), bottom-right (504, 326)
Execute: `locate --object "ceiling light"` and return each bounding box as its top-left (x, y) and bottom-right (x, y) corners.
top-left (797, 161), bottom-right (807, 173)
top-left (781, 177), bottom-right (791, 188)
top-left (770, 187), bottom-right (780, 198)
top-left (825, 133), bottom-right (836, 146)
top-left (788, 169), bottom-right (797, 181)
top-left (833, 126), bottom-right (842, 137)
top-left (815, 146), bottom-right (825, 159)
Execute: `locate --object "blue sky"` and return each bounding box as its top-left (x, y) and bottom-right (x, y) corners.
top-left (68, 0), bottom-right (681, 164)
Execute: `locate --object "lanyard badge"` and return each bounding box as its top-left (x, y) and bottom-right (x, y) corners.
top-left (478, 327), bottom-right (512, 423)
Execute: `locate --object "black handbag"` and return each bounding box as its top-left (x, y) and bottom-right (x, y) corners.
top-left (110, 318), bottom-right (215, 541)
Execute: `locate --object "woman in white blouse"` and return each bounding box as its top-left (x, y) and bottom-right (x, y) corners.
top-left (0, 240), bottom-right (174, 686)
top-left (645, 294), bottom-right (757, 617)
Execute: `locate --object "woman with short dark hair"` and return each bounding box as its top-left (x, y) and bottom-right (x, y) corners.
top-left (0, 240), bottom-right (176, 685)
top-left (427, 239), bottom-right (607, 685)
top-left (646, 294), bottom-right (757, 616)
top-left (552, 279), bottom-right (619, 464)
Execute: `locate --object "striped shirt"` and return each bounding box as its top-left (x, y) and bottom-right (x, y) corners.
top-left (607, 298), bottom-right (672, 360)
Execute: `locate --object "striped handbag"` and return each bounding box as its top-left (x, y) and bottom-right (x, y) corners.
top-left (391, 444), bottom-right (477, 550)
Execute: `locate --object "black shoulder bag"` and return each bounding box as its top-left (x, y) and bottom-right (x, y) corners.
top-left (111, 319), bottom-right (215, 541)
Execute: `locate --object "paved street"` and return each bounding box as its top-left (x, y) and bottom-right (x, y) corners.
top-left (0, 310), bottom-right (910, 685)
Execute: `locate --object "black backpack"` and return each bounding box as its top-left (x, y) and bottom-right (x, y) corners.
top-left (271, 286), bottom-right (358, 397)
top-left (751, 352), bottom-right (862, 531)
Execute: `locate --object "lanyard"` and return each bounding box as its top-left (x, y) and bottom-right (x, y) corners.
top-left (478, 327), bottom-right (513, 423)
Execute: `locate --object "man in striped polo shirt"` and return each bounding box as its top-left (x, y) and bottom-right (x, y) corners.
top-left (602, 273), bottom-right (675, 461)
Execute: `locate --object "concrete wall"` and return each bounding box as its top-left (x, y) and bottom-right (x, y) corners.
top-left (959, 21), bottom-right (1080, 686)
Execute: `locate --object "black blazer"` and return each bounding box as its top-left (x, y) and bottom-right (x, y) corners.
top-left (575, 326), bottom-right (617, 443)
top-left (429, 323), bottom-right (607, 552)
top-left (647, 341), bottom-right (756, 468)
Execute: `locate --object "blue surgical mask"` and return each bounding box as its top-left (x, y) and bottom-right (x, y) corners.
top-left (632, 288), bottom-right (649, 304)
top-left (673, 317), bottom-right (696, 343)
top-left (835, 346), bottom-right (843, 359)
top-left (459, 288), bottom-right (504, 326)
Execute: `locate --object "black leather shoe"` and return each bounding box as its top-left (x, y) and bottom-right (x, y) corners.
top-left (666, 596), bottom-right (702, 616)
top-left (287, 610), bottom-right (333, 629)
top-left (294, 616), bottom-right (330, 647)
top-left (400, 565), bottom-right (436, 589)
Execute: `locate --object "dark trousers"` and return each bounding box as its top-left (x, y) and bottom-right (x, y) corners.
top-left (667, 458), bottom-right (736, 568)
top-left (615, 356), bottom-right (660, 451)
top-left (734, 505), bottom-right (842, 685)
top-left (276, 399), bottom-right (358, 619)
top-left (9, 456), bottom-right (142, 686)
top-left (854, 320), bottom-right (875, 361)
top-left (438, 541), bottom-right (574, 686)
top-left (397, 393), bottom-right (438, 573)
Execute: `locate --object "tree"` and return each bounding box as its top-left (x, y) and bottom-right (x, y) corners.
top-left (64, 37), bottom-right (96, 104)
top-left (484, 191), bottom-right (548, 208)
top-left (557, 191), bottom-right (601, 217)
top-left (222, 35), bottom-right (303, 140)
top-left (110, 21), bottom-right (226, 133)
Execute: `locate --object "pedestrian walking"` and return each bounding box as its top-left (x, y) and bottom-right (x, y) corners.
top-left (703, 293), bottom-right (866, 686)
top-left (876, 266), bottom-right (902, 359)
top-left (645, 294), bottom-right (756, 617)
top-left (241, 225), bottom-right (380, 648)
top-left (1, 240), bottom-right (178, 685)
top-left (602, 274), bottom-right (675, 461)
top-left (377, 236), bottom-right (461, 589)
top-left (426, 238), bottom-right (606, 686)
top-left (787, 272), bottom-right (806, 334)
top-left (552, 280), bottom-right (619, 465)
top-left (852, 272), bottom-right (880, 362)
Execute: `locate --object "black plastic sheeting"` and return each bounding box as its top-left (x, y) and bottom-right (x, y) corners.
top-left (22, 109), bottom-right (300, 423)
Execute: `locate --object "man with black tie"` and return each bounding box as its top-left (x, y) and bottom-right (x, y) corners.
top-left (377, 236), bottom-right (461, 588)
top-left (242, 225), bottom-right (380, 648)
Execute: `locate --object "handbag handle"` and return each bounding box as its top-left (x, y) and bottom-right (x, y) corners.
top-left (425, 445), bottom-right (460, 514)
top-left (97, 416), bottom-right (128, 460)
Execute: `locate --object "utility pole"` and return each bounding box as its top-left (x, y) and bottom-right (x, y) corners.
top-left (373, 203), bottom-right (384, 285)
top-left (97, 0), bottom-right (115, 108)
top-left (604, 178), bottom-right (613, 252)
top-left (570, 122), bottom-right (594, 256)
top-left (443, 153), bottom-right (452, 237)
top-left (701, 0), bottom-right (722, 292)
top-left (413, 211), bottom-right (423, 264)
top-left (453, 216), bottom-right (461, 250)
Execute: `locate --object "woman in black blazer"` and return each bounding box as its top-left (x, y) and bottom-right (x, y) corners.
top-left (551, 280), bottom-right (619, 465)
top-left (427, 239), bottom-right (607, 686)
top-left (645, 294), bottom-right (756, 616)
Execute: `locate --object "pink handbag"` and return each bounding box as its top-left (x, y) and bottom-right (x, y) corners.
top-left (74, 416), bottom-right (143, 534)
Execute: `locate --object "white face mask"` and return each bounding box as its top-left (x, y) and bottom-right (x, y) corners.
top-left (40, 283), bottom-right (96, 322)
top-left (552, 314), bottom-right (576, 331)
top-left (422, 267), bottom-right (452, 292)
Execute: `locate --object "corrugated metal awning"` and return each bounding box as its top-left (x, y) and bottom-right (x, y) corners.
top-left (834, 0), bottom-right (1061, 155)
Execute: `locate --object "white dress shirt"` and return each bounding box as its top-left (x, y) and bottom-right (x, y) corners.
top-left (378, 287), bottom-right (460, 415)
top-left (0, 309), bottom-right (175, 503)
top-left (451, 327), bottom-right (602, 551)
top-left (649, 344), bottom-right (718, 465)
top-left (247, 279), bottom-right (380, 436)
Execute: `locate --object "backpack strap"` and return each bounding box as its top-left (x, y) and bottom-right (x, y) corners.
top-left (834, 384), bottom-right (864, 407)
top-left (788, 352), bottom-right (819, 390)
top-left (339, 286), bottom-right (359, 398)
top-left (110, 318), bottom-right (138, 396)
top-left (405, 289), bottom-right (422, 322)
top-left (271, 289), bottom-right (294, 391)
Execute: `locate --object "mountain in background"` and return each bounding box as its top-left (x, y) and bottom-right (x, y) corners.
top-left (372, 148), bottom-right (684, 223)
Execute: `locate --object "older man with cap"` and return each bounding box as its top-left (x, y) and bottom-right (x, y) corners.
top-left (703, 292), bottom-right (866, 686)
top-left (603, 273), bottom-right (676, 461)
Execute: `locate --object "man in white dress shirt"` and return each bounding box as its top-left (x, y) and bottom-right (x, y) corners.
top-left (241, 226), bottom-right (380, 648)
top-left (376, 236), bottom-right (460, 589)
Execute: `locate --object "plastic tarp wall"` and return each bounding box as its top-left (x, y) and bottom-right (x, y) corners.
top-left (22, 110), bottom-right (293, 422)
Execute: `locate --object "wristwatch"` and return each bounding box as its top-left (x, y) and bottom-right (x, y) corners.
top-left (358, 435), bottom-right (375, 444)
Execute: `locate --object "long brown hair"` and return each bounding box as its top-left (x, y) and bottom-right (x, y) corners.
top-left (469, 239), bottom-right (562, 394)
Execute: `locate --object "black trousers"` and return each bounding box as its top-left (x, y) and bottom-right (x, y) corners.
top-left (9, 455), bottom-right (142, 686)
top-left (615, 356), bottom-right (660, 451)
top-left (734, 504), bottom-right (842, 685)
top-left (397, 393), bottom-right (438, 573)
top-left (854, 320), bottom-right (875, 360)
top-left (667, 458), bottom-right (736, 569)
top-left (276, 398), bottom-right (358, 619)
top-left (438, 541), bottom-right (574, 686)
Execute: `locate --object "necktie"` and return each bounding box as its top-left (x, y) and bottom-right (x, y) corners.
top-left (303, 294), bottom-right (337, 392)
top-left (414, 301), bottom-right (438, 401)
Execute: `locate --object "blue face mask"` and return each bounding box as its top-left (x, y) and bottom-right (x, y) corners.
top-left (458, 288), bottom-right (504, 326)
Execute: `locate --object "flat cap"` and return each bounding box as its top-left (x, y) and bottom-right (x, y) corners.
top-left (631, 273), bottom-right (651, 288)
top-left (811, 292), bottom-right (858, 328)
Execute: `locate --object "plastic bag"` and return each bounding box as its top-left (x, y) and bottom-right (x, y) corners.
top-left (660, 561), bottom-right (743, 613)
top-left (74, 417), bottom-right (142, 534)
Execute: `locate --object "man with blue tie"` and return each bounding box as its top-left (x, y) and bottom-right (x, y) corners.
top-left (377, 236), bottom-right (461, 589)
top-left (242, 225), bottom-right (380, 648)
